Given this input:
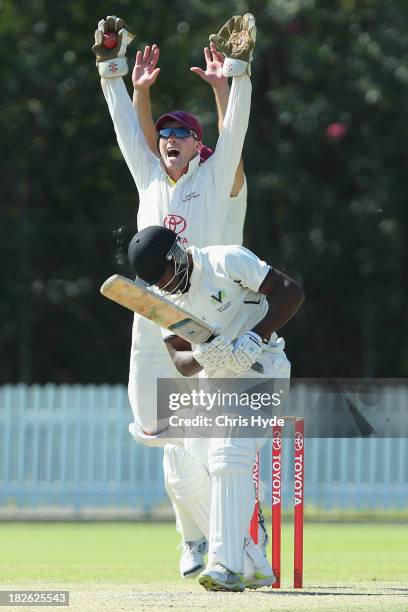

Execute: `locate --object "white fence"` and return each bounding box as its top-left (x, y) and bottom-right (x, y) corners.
top-left (0, 385), bottom-right (407, 514)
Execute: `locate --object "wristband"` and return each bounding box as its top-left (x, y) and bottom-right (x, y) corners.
top-left (97, 56), bottom-right (128, 78)
top-left (223, 57), bottom-right (250, 77)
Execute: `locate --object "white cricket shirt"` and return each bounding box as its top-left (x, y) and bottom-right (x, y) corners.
top-left (101, 76), bottom-right (251, 248)
top-left (163, 245), bottom-right (271, 343)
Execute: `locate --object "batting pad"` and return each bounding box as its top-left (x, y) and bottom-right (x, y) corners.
top-left (208, 438), bottom-right (257, 573)
top-left (164, 445), bottom-right (211, 540)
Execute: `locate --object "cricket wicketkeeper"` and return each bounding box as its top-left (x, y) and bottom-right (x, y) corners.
top-left (132, 42), bottom-right (247, 243)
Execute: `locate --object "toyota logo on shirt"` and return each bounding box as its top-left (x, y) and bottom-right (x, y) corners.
top-left (164, 215), bottom-right (187, 234)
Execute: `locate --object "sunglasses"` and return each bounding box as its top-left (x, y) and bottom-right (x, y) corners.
top-left (157, 127), bottom-right (197, 140)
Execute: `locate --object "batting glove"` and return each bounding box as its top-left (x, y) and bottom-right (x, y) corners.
top-left (228, 331), bottom-right (263, 373)
top-left (209, 13), bottom-right (256, 77)
top-left (92, 15), bottom-right (136, 78)
top-left (192, 335), bottom-right (234, 371)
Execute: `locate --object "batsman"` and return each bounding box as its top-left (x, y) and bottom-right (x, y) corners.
top-left (125, 224), bottom-right (305, 591)
top-left (93, 13), bottom-right (269, 580)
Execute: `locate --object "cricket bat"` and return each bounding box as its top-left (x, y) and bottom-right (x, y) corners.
top-left (100, 274), bottom-right (214, 344)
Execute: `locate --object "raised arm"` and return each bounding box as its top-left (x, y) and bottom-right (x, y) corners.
top-left (93, 16), bottom-right (157, 190)
top-left (132, 45), bottom-right (161, 156)
top-left (191, 43), bottom-right (244, 196)
top-left (101, 78), bottom-right (157, 190)
top-left (204, 14), bottom-right (255, 201)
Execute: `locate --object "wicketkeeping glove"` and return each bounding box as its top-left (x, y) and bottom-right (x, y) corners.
top-left (209, 13), bottom-right (256, 77)
top-left (192, 335), bottom-right (234, 371)
top-left (227, 331), bottom-right (263, 373)
top-left (92, 15), bottom-right (136, 78)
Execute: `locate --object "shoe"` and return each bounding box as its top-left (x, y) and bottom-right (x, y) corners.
top-left (243, 537), bottom-right (275, 589)
top-left (180, 538), bottom-right (207, 578)
top-left (199, 563), bottom-right (245, 592)
top-left (244, 570), bottom-right (276, 589)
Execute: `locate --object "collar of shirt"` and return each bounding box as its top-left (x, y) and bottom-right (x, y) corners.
top-left (160, 154), bottom-right (201, 187)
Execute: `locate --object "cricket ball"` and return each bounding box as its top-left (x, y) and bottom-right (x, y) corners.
top-left (103, 32), bottom-right (118, 49)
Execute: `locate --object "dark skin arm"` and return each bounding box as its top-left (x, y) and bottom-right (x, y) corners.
top-left (252, 268), bottom-right (305, 342)
top-left (164, 268), bottom-right (305, 376)
top-left (164, 335), bottom-right (202, 377)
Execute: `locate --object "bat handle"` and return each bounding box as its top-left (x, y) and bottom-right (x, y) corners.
top-left (205, 334), bottom-right (216, 343)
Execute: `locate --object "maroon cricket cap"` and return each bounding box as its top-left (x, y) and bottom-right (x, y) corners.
top-left (199, 144), bottom-right (214, 162)
top-left (155, 110), bottom-right (203, 141)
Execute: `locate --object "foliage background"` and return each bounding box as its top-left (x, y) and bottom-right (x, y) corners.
top-left (1, 0), bottom-right (407, 383)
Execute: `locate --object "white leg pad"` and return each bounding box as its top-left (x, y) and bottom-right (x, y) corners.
top-left (207, 437), bottom-right (258, 573)
top-left (163, 445), bottom-right (211, 539)
top-left (170, 500), bottom-right (202, 543)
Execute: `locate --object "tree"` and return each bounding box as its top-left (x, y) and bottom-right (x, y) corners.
top-left (1, 0), bottom-right (407, 382)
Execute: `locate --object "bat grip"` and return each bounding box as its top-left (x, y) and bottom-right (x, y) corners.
top-left (205, 334), bottom-right (216, 343)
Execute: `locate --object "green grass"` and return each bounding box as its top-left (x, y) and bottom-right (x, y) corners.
top-left (0, 522), bottom-right (406, 586)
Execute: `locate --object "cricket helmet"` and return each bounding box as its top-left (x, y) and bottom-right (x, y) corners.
top-left (127, 226), bottom-right (178, 285)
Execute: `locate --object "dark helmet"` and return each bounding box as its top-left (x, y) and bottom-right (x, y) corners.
top-left (127, 225), bottom-right (178, 285)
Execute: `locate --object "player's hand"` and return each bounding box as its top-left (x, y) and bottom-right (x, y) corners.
top-left (93, 15), bottom-right (136, 78)
top-left (192, 335), bottom-right (233, 371)
top-left (190, 43), bottom-right (227, 90)
top-left (209, 13), bottom-right (256, 77)
top-left (132, 44), bottom-right (161, 90)
top-left (228, 331), bottom-right (263, 373)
